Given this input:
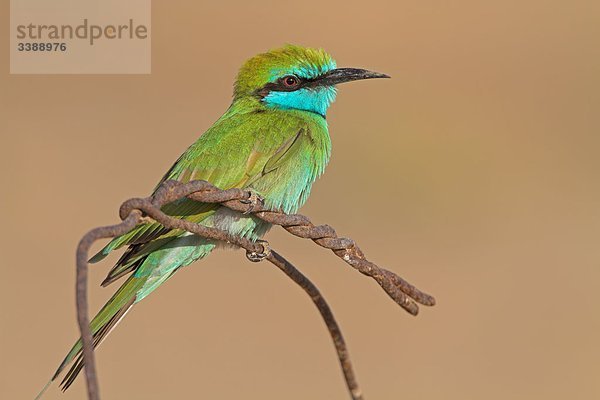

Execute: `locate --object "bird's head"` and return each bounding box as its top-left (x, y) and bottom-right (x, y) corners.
top-left (234, 45), bottom-right (389, 117)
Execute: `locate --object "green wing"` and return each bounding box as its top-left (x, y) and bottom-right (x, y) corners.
top-left (92, 109), bottom-right (308, 285)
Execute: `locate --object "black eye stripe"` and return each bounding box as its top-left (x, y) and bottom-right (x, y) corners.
top-left (255, 75), bottom-right (321, 98)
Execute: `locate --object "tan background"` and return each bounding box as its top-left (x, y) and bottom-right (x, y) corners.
top-left (1, 1), bottom-right (599, 399)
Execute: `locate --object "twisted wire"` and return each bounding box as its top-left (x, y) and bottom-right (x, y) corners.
top-left (75, 179), bottom-right (435, 400)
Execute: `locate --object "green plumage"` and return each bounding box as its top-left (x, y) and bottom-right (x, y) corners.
top-left (36, 44), bottom-right (388, 397)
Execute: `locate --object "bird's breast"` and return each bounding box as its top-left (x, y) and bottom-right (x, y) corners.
top-left (253, 119), bottom-right (331, 215)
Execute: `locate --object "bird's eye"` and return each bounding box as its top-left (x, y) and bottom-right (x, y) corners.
top-left (281, 75), bottom-right (300, 88)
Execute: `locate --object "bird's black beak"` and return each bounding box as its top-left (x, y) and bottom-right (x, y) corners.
top-left (315, 68), bottom-right (390, 86)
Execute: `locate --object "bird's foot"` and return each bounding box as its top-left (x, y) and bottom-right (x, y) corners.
top-left (246, 240), bottom-right (271, 262)
top-left (240, 190), bottom-right (265, 214)
top-left (139, 216), bottom-right (155, 224)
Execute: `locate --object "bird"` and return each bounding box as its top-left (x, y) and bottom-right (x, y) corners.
top-left (35, 44), bottom-right (389, 397)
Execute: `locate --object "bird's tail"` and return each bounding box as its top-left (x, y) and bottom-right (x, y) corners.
top-left (34, 235), bottom-right (216, 399)
top-left (34, 274), bottom-right (147, 399)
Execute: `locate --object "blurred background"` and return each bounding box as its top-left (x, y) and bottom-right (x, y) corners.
top-left (1, 1), bottom-right (599, 399)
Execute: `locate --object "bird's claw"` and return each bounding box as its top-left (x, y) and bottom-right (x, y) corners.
top-left (246, 240), bottom-right (271, 262)
top-left (240, 190), bottom-right (265, 214)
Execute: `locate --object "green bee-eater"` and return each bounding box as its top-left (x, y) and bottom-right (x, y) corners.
top-left (36, 44), bottom-right (389, 396)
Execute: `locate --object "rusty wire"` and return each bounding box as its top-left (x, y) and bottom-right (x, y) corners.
top-left (75, 179), bottom-right (435, 400)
